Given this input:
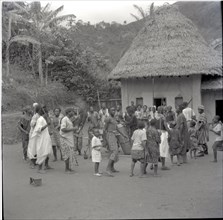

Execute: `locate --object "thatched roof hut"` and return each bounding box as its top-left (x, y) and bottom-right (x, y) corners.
top-left (109, 5), bottom-right (222, 80)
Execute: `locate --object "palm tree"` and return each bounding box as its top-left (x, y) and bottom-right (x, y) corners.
top-left (11, 2), bottom-right (76, 86)
top-left (2, 2), bottom-right (29, 76)
top-left (130, 2), bottom-right (154, 21)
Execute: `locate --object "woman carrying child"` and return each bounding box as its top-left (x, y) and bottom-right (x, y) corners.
top-left (144, 119), bottom-right (161, 176)
top-left (130, 121), bottom-right (147, 178)
top-left (168, 122), bottom-right (182, 166)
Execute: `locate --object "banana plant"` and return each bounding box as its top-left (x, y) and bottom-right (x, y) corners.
top-left (10, 2), bottom-right (76, 86)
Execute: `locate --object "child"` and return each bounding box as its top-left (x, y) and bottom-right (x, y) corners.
top-left (209, 115), bottom-right (223, 162)
top-left (145, 119), bottom-right (161, 176)
top-left (91, 128), bottom-right (102, 176)
top-left (188, 120), bottom-right (199, 159)
top-left (168, 122), bottom-right (182, 166)
top-left (130, 121), bottom-right (147, 177)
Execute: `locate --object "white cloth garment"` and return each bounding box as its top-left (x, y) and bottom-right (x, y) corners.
top-left (91, 136), bottom-right (102, 163)
top-left (159, 130), bottom-right (169, 158)
top-left (28, 116), bottom-right (52, 164)
top-left (183, 107), bottom-right (195, 121)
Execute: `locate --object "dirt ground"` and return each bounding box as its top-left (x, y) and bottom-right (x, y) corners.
top-left (2, 133), bottom-right (223, 219)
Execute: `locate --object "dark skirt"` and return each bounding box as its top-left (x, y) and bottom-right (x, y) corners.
top-left (131, 150), bottom-right (144, 161)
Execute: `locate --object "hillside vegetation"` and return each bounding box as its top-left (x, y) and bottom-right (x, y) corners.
top-left (2, 1), bottom-right (221, 113)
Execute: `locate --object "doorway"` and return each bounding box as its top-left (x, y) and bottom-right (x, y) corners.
top-left (153, 98), bottom-right (166, 108)
top-left (136, 97), bottom-right (143, 107)
top-left (216, 100), bottom-right (223, 121)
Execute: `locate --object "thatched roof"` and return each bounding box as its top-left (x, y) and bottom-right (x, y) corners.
top-left (109, 5), bottom-right (222, 80)
top-left (201, 77), bottom-right (222, 90)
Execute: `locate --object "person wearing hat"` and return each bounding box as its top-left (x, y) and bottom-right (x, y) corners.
top-left (196, 105), bottom-right (209, 156)
top-left (17, 106), bottom-right (33, 161)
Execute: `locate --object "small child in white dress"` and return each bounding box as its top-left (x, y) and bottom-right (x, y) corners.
top-left (91, 129), bottom-right (102, 176)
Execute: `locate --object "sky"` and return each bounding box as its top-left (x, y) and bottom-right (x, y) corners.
top-left (41, 0), bottom-right (177, 24)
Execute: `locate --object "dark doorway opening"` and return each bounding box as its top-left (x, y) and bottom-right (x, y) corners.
top-left (136, 97), bottom-right (143, 107)
top-left (154, 98), bottom-right (166, 108)
top-left (216, 100), bottom-right (223, 121)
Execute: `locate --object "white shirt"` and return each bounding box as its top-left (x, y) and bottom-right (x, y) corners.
top-left (212, 123), bottom-right (223, 141)
top-left (91, 136), bottom-right (102, 150)
top-left (183, 107), bottom-right (195, 121)
top-left (131, 129), bottom-right (147, 150)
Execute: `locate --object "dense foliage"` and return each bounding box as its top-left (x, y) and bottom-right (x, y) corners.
top-left (2, 1), bottom-right (121, 105)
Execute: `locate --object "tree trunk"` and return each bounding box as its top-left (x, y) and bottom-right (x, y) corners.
top-left (28, 50), bottom-right (35, 77)
top-left (45, 63), bottom-right (48, 86)
top-left (38, 45), bottom-right (43, 86)
top-left (6, 16), bottom-right (12, 77)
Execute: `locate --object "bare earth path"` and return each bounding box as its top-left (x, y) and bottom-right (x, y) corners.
top-left (2, 137), bottom-right (223, 219)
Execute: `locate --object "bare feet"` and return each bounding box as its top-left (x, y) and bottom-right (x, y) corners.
top-left (105, 171), bottom-right (114, 177)
top-left (111, 169), bottom-right (120, 173)
top-left (161, 166), bottom-right (170, 170)
top-left (139, 174), bottom-right (148, 178)
top-left (37, 170), bottom-right (46, 174)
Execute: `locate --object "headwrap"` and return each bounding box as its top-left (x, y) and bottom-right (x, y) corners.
top-left (198, 105), bottom-right (204, 110)
top-left (33, 103), bottom-right (38, 107)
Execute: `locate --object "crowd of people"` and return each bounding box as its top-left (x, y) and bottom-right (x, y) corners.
top-left (17, 100), bottom-right (223, 177)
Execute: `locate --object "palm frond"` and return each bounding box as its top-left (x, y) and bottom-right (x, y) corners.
top-left (149, 2), bottom-right (154, 17)
top-left (130, 13), bottom-right (140, 21)
top-left (9, 13), bottom-right (31, 25)
top-left (13, 2), bottom-right (29, 15)
top-left (42, 3), bottom-right (51, 13)
top-left (133, 4), bottom-right (147, 18)
top-left (43, 14), bottom-right (76, 29)
top-left (9, 35), bottom-right (41, 45)
top-left (45, 5), bottom-right (64, 21)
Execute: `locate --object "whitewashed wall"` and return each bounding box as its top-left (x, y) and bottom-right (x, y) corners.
top-left (202, 90), bottom-right (223, 123)
top-left (121, 75), bottom-right (201, 116)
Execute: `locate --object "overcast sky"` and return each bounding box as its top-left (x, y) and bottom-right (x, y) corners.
top-left (41, 1), bottom-right (177, 24)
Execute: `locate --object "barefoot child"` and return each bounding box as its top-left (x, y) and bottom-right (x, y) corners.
top-left (145, 119), bottom-right (161, 176)
top-left (130, 121), bottom-right (147, 177)
top-left (209, 115), bottom-right (223, 162)
top-left (91, 129), bottom-right (102, 176)
top-left (188, 120), bottom-right (199, 159)
top-left (168, 122), bottom-right (182, 166)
